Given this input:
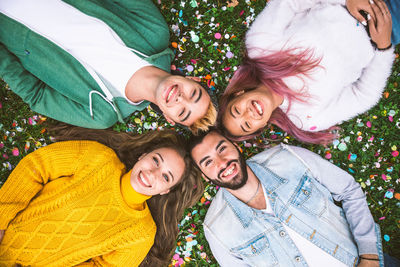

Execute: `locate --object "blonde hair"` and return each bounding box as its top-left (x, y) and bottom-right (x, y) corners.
top-left (189, 101), bottom-right (217, 135)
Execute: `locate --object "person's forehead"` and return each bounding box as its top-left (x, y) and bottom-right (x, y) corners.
top-left (192, 132), bottom-right (233, 157)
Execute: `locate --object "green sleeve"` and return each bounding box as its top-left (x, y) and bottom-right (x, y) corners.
top-left (0, 43), bottom-right (119, 129)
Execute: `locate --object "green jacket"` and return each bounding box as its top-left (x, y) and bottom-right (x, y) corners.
top-left (0, 0), bottom-right (174, 128)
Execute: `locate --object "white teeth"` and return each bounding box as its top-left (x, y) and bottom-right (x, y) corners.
top-left (139, 172), bottom-right (150, 187)
top-left (223, 165), bottom-right (235, 177)
top-left (253, 101), bottom-right (263, 115)
top-left (167, 86), bottom-right (176, 102)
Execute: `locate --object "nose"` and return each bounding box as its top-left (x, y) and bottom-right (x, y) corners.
top-left (215, 156), bottom-right (227, 170)
top-left (175, 91), bottom-right (186, 103)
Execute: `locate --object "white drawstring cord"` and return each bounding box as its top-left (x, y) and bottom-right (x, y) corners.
top-left (88, 90), bottom-right (118, 118)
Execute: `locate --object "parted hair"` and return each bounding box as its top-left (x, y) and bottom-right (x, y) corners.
top-left (51, 124), bottom-right (204, 266)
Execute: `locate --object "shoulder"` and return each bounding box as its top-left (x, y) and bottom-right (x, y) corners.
top-left (47, 140), bottom-right (119, 160)
top-left (204, 189), bottom-right (229, 226)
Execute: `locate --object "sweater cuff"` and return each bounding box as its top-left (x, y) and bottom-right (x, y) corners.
top-left (357, 239), bottom-right (379, 256)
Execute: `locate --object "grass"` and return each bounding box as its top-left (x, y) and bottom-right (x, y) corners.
top-left (0, 0), bottom-right (399, 265)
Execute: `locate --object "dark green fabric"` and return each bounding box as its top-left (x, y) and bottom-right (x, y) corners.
top-left (0, 0), bottom-right (174, 129)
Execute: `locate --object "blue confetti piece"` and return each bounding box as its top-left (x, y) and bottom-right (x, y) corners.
top-left (384, 235), bottom-right (390, 242)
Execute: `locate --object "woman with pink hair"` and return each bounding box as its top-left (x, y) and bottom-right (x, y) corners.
top-left (219, 0), bottom-right (397, 144)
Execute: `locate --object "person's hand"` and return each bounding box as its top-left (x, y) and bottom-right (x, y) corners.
top-left (368, 0), bottom-right (392, 49)
top-left (358, 254), bottom-right (380, 267)
top-left (0, 229), bottom-right (4, 244)
top-left (346, 0), bottom-right (376, 25)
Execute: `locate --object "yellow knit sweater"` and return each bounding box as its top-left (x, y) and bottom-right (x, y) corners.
top-left (0, 141), bottom-right (156, 267)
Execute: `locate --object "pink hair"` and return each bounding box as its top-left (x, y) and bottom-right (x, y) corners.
top-left (218, 48), bottom-right (337, 145)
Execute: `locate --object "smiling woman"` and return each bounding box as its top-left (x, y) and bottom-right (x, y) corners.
top-left (0, 125), bottom-right (204, 267)
top-left (219, 0), bottom-right (398, 144)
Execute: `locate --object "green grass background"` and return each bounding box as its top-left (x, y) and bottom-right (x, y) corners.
top-left (0, 0), bottom-right (399, 265)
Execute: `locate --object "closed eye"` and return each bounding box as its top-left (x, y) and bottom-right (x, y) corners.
top-left (205, 159), bottom-right (212, 167)
top-left (191, 90), bottom-right (196, 98)
top-left (245, 121), bottom-right (250, 129)
top-left (179, 109), bottom-right (185, 117)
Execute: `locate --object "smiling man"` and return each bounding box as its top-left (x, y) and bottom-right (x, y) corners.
top-left (189, 130), bottom-right (390, 267)
top-left (0, 0), bottom-right (216, 132)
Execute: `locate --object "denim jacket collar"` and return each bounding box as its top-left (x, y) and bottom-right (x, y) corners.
top-left (222, 160), bottom-right (287, 228)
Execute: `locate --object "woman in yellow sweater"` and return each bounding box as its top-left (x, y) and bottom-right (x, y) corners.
top-left (0, 126), bottom-right (204, 266)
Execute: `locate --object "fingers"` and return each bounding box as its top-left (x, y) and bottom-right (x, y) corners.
top-left (354, 11), bottom-right (368, 26)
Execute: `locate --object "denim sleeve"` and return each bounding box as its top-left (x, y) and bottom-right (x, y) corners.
top-left (203, 224), bottom-right (250, 267)
top-left (287, 146), bottom-right (378, 256)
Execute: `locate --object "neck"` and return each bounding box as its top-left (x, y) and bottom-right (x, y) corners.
top-left (226, 166), bottom-right (265, 209)
top-left (125, 66), bottom-right (170, 103)
top-left (121, 171), bottom-right (151, 209)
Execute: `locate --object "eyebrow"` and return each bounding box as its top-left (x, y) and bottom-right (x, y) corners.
top-left (195, 88), bottom-right (202, 103)
top-left (199, 155), bottom-right (210, 166)
top-left (156, 153), bottom-right (164, 162)
top-left (216, 140), bottom-right (225, 151)
top-left (181, 110), bottom-right (191, 122)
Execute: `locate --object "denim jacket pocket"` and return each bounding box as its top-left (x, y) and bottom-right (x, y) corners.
top-left (290, 174), bottom-right (327, 216)
top-left (231, 234), bottom-right (278, 267)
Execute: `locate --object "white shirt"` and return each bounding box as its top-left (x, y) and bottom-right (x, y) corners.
top-left (261, 185), bottom-right (347, 267)
top-left (246, 0), bottom-right (395, 131)
top-left (0, 0), bottom-right (150, 102)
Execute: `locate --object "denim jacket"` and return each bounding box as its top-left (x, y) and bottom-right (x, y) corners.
top-left (203, 145), bottom-right (383, 267)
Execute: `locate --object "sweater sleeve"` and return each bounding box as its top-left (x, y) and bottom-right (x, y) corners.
top-left (0, 43), bottom-right (118, 129)
top-left (246, 0), bottom-right (346, 54)
top-left (74, 241), bottom-right (153, 267)
top-left (0, 141), bottom-right (101, 229)
top-left (287, 146), bottom-right (378, 256)
top-left (309, 48), bottom-right (395, 130)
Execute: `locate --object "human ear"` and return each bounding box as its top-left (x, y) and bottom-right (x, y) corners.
top-left (159, 189), bottom-right (170, 195)
top-left (234, 90), bottom-right (245, 97)
top-left (163, 114), bottom-right (176, 126)
top-left (185, 76), bottom-right (201, 82)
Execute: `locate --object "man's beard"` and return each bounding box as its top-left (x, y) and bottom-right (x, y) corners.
top-left (208, 148), bottom-right (248, 190)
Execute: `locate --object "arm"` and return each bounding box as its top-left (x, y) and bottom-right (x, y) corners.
top-left (308, 45), bottom-right (394, 131)
top-left (74, 241), bottom-right (152, 266)
top-left (287, 146), bottom-right (378, 256)
top-left (203, 225), bottom-right (250, 267)
top-left (0, 43), bottom-right (118, 129)
top-left (246, 0), bottom-right (346, 54)
top-left (0, 141), bottom-right (93, 230)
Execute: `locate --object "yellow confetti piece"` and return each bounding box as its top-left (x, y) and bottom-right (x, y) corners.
top-left (361, 182), bottom-right (366, 188)
top-left (392, 145), bottom-right (397, 151)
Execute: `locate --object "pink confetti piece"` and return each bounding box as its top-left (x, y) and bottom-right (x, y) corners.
top-left (392, 151), bottom-right (399, 157)
top-left (325, 153), bottom-right (332, 159)
top-left (366, 121), bottom-right (372, 128)
top-left (382, 174), bottom-right (387, 181)
top-left (214, 32), bottom-right (221, 39)
top-left (379, 217), bottom-right (386, 220)
top-left (389, 116), bottom-right (393, 122)
top-left (12, 147), bottom-right (19, 156)
top-left (309, 126), bottom-right (317, 130)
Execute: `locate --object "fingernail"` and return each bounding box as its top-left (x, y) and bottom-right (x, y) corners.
top-left (367, 14), bottom-right (371, 20)
top-left (369, 0), bottom-right (374, 4)
top-left (362, 20), bottom-right (367, 26)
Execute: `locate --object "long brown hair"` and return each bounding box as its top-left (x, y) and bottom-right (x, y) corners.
top-left (51, 124), bottom-right (204, 266)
